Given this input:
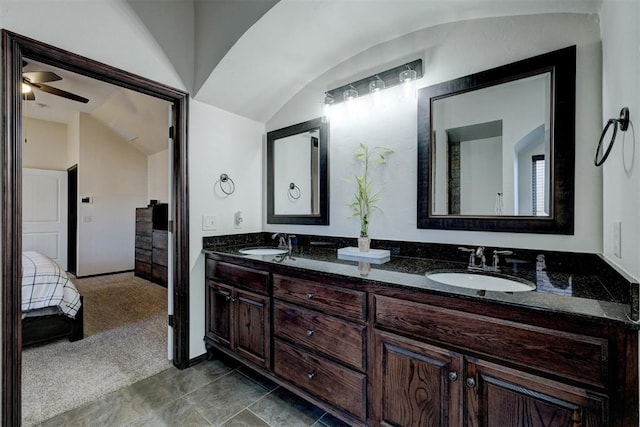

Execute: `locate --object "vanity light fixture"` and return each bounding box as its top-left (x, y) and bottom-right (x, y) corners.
top-left (322, 92), bottom-right (334, 122)
top-left (343, 84), bottom-right (359, 102)
top-left (399, 64), bottom-right (418, 83)
top-left (323, 58), bottom-right (423, 107)
top-left (368, 75), bottom-right (386, 92)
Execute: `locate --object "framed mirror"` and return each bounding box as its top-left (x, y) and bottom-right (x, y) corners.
top-left (267, 117), bottom-right (329, 225)
top-left (417, 45), bottom-right (576, 234)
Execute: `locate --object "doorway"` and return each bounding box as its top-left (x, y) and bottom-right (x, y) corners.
top-left (67, 164), bottom-right (77, 275)
top-left (2, 30), bottom-right (190, 425)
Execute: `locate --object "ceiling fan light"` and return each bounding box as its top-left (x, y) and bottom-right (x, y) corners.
top-left (22, 83), bottom-right (32, 94)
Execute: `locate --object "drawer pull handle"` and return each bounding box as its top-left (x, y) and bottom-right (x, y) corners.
top-left (307, 293), bottom-right (314, 299)
top-left (448, 371), bottom-right (458, 381)
top-left (306, 329), bottom-right (315, 336)
top-left (307, 372), bottom-right (316, 380)
top-left (466, 378), bottom-right (476, 388)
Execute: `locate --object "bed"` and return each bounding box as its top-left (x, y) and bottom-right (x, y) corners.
top-left (21, 251), bottom-right (84, 347)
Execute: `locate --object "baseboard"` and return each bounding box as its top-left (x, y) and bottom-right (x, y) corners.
top-left (188, 353), bottom-right (208, 367)
top-left (73, 269), bottom-right (134, 279)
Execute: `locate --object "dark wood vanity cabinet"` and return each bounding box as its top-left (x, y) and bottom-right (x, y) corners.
top-left (205, 260), bottom-right (270, 369)
top-left (272, 274), bottom-right (368, 420)
top-left (374, 331), bottom-right (608, 426)
top-left (204, 255), bottom-right (637, 427)
top-left (373, 295), bottom-right (611, 427)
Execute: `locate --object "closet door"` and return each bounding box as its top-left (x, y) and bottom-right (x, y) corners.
top-left (23, 168), bottom-right (68, 269)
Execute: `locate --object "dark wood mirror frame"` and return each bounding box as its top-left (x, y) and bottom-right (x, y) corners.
top-left (417, 45), bottom-right (576, 234)
top-left (2, 30), bottom-right (190, 425)
top-left (267, 117), bottom-right (329, 225)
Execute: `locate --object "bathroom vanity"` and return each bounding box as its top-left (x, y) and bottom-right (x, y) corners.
top-left (203, 238), bottom-right (638, 427)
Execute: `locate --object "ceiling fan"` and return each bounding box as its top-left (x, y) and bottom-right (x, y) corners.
top-left (22, 62), bottom-right (89, 104)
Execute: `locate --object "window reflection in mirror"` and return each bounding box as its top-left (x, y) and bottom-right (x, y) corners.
top-left (431, 73), bottom-right (551, 217)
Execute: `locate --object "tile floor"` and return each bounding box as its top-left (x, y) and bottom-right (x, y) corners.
top-left (35, 356), bottom-right (350, 427)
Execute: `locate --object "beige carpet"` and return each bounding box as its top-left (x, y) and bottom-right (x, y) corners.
top-left (22, 272), bottom-right (172, 427)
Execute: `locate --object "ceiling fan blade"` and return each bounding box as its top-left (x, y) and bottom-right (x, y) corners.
top-left (22, 91), bottom-right (35, 101)
top-left (23, 71), bottom-right (62, 84)
top-left (30, 82), bottom-right (89, 104)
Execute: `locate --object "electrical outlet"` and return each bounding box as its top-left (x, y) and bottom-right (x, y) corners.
top-left (202, 215), bottom-right (217, 231)
top-left (613, 221), bottom-right (622, 258)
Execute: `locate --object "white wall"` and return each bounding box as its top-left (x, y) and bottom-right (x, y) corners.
top-left (274, 133), bottom-right (313, 215)
top-left (266, 13), bottom-right (602, 254)
top-left (148, 149), bottom-right (169, 203)
top-left (600, 1), bottom-right (640, 281)
top-left (76, 113), bottom-right (148, 276)
top-left (189, 99), bottom-right (264, 358)
top-left (23, 118), bottom-right (68, 171)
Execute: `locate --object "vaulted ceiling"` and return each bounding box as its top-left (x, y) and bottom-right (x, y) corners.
top-left (24, 0), bottom-right (602, 152)
top-left (127, 0), bottom-right (600, 122)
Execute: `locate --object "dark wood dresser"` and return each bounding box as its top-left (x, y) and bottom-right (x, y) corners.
top-left (135, 203), bottom-right (168, 287)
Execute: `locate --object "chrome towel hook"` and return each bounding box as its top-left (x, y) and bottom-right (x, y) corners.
top-left (218, 173), bottom-right (235, 195)
top-left (288, 182), bottom-right (301, 200)
top-left (595, 107), bottom-right (630, 167)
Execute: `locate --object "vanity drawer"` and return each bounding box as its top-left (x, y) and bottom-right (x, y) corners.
top-left (274, 301), bottom-right (366, 371)
top-left (206, 260), bottom-right (268, 295)
top-left (273, 274), bottom-right (365, 320)
top-left (374, 295), bottom-right (609, 389)
top-left (274, 340), bottom-right (366, 420)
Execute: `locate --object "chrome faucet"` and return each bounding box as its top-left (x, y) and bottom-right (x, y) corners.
top-left (492, 250), bottom-right (514, 271)
top-left (458, 246), bottom-right (485, 269)
top-left (271, 232), bottom-right (288, 249)
top-left (475, 246), bottom-right (486, 269)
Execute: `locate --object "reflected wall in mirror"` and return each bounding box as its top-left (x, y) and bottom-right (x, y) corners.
top-left (267, 117), bottom-right (329, 225)
top-left (418, 45), bottom-right (576, 234)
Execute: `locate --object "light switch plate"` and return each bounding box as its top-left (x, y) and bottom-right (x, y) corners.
top-left (202, 215), bottom-right (217, 231)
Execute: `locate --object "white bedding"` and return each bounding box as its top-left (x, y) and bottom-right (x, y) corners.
top-left (22, 251), bottom-right (81, 318)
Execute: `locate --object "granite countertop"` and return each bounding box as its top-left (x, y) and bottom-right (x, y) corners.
top-left (203, 242), bottom-right (639, 329)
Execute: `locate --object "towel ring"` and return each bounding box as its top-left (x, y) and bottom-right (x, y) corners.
top-left (219, 173), bottom-right (235, 195)
top-left (595, 107), bottom-right (630, 167)
top-left (288, 182), bottom-right (301, 200)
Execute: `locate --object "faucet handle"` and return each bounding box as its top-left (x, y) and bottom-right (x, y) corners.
top-left (458, 247), bottom-right (475, 253)
top-left (492, 250), bottom-right (514, 271)
top-left (494, 250), bottom-right (514, 255)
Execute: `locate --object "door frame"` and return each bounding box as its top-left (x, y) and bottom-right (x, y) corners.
top-left (67, 164), bottom-right (78, 275)
top-left (2, 30), bottom-right (190, 425)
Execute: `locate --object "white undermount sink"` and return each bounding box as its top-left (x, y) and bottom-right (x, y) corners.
top-left (239, 247), bottom-right (288, 256)
top-left (426, 271), bottom-right (536, 292)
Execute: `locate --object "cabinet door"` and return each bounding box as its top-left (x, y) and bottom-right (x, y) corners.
top-left (465, 358), bottom-right (608, 427)
top-left (206, 281), bottom-right (233, 348)
top-left (235, 289), bottom-right (270, 369)
top-left (374, 331), bottom-right (461, 427)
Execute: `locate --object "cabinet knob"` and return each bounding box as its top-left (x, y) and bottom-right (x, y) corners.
top-left (306, 329), bottom-right (315, 337)
top-left (225, 295), bottom-right (231, 302)
top-left (466, 378), bottom-right (476, 388)
top-left (307, 293), bottom-right (314, 299)
top-left (448, 371), bottom-right (458, 381)
top-left (307, 372), bottom-right (316, 380)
